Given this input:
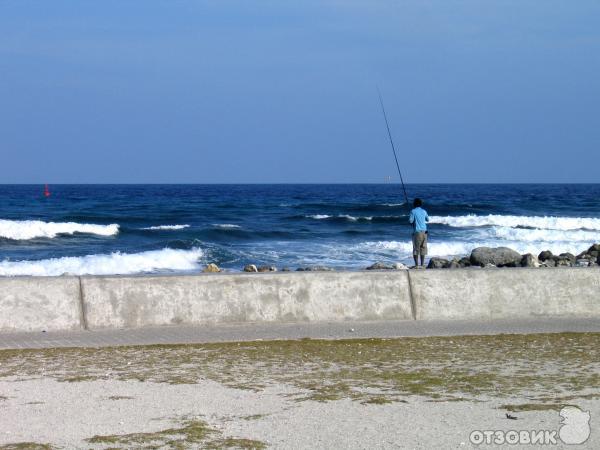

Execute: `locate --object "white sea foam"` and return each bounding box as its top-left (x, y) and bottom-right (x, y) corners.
top-left (354, 239), bottom-right (594, 260)
top-left (430, 214), bottom-right (600, 231)
top-left (0, 247), bottom-right (204, 276)
top-left (355, 240), bottom-right (480, 257)
top-left (307, 214), bottom-right (376, 221)
top-left (212, 224), bottom-right (241, 229)
top-left (141, 224), bottom-right (190, 230)
top-left (0, 219), bottom-right (119, 240)
top-left (489, 226), bottom-right (600, 243)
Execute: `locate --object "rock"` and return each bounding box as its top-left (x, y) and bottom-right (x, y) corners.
top-left (427, 257), bottom-right (448, 269)
top-left (538, 250), bottom-right (554, 262)
top-left (588, 243), bottom-right (600, 253)
top-left (470, 247), bottom-right (522, 267)
top-left (203, 263), bottom-right (221, 273)
top-left (296, 266), bottom-right (334, 272)
top-left (458, 257), bottom-right (471, 267)
top-left (393, 262), bottom-right (408, 270)
top-left (483, 263), bottom-right (497, 269)
top-left (576, 259), bottom-right (591, 267)
top-left (556, 259), bottom-right (572, 267)
top-left (243, 264), bottom-right (258, 273)
top-left (542, 259), bottom-right (556, 267)
top-left (577, 250), bottom-right (589, 259)
top-left (257, 265), bottom-right (277, 272)
top-left (445, 259), bottom-right (461, 269)
top-left (559, 253), bottom-right (576, 264)
top-left (520, 253), bottom-right (540, 268)
top-left (281, 267), bottom-right (291, 272)
top-left (366, 262), bottom-right (394, 270)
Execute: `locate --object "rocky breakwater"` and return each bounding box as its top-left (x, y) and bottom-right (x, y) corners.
top-left (427, 244), bottom-right (600, 269)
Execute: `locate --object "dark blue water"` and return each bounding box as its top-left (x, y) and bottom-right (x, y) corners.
top-left (1, 184), bottom-right (599, 275)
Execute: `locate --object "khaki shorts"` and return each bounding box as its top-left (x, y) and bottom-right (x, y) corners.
top-left (412, 232), bottom-right (428, 256)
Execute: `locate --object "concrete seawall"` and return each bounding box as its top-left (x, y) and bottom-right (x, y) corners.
top-left (1, 268), bottom-right (599, 332)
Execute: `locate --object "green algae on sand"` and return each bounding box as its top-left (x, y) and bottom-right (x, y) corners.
top-left (0, 332), bottom-right (598, 406)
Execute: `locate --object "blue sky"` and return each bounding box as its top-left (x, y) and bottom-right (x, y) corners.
top-left (1, 0), bottom-right (599, 183)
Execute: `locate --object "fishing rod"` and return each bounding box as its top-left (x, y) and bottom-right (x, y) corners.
top-left (377, 88), bottom-right (409, 207)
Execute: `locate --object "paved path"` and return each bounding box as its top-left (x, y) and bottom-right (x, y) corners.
top-left (0, 318), bottom-right (598, 350)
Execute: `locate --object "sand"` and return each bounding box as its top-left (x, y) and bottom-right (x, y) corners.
top-left (0, 333), bottom-right (597, 449)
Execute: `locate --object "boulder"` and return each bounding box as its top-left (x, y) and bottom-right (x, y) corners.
top-left (257, 265), bottom-right (277, 272)
top-left (427, 257), bottom-right (448, 269)
top-left (521, 253), bottom-right (540, 268)
top-left (458, 257), bottom-right (471, 267)
top-left (444, 259), bottom-right (461, 269)
top-left (588, 243), bottom-right (600, 253)
top-left (394, 262), bottom-right (409, 270)
top-left (296, 266), bottom-right (334, 272)
top-left (243, 264), bottom-right (258, 273)
top-left (203, 263), bottom-right (221, 273)
top-left (558, 253), bottom-right (576, 264)
top-left (577, 249), bottom-right (589, 259)
top-left (470, 247), bottom-right (522, 267)
top-left (576, 259), bottom-right (591, 267)
top-left (366, 262), bottom-right (395, 270)
top-left (542, 259), bottom-right (556, 268)
top-left (538, 250), bottom-right (554, 262)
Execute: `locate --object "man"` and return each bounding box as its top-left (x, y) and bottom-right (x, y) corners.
top-left (409, 198), bottom-right (429, 268)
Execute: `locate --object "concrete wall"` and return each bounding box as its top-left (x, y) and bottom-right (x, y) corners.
top-left (409, 268), bottom-right (600, 320)
top-left (80, 271), bottom-right (413, 329)
top-left (0, 268), bottom-right (599, 332)
top-left (0, 277), bottom-right (83, 332)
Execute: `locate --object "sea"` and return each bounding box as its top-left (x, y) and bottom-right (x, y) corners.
top-left (1, 184), bottom-right (599, 276)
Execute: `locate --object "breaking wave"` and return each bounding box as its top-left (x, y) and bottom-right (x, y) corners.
top-left (0, 247), bottom-right (204, 276)
top-left (0, 219), bottom-right (119, 240)
top-left (141, 225), bottom-right (190, 230)
top-left (354, 239), bottom-right (593, 260)
top-left (305, 214), bottom-right (403, 223)
top-left (212, 224), bottom-right (241, 229)
top-left (430, 214), bottom-right (600, 231)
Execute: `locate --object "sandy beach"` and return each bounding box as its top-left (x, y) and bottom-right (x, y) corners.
top-left (0, 331), bottom-right (597, 449)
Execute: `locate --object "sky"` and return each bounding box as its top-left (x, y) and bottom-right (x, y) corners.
top-left (1, 0), bottom-right (599, 183)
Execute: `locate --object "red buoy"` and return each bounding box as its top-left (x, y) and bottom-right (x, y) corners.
top-left (44, 184), bottom-right (51, 197)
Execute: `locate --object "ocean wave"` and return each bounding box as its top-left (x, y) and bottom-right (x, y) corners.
top-left (0, 247), bottom-right (204, 276)
top-left (429, 214), bottom-right (600, 231)
top-left (355, 239), bottom-right (594, 260)
top-left (306, 214), bottom-right (404, 223)
top-left (212, 224), bottom-right (241, 229)
top-left (355, 240), bottom-right (481, 257)
top-left (141, 225), bottom-right (190, 230)
top-left (0, 219), bottom-right (119, 240)
top-left (488, 226), bottom-right (600, 243)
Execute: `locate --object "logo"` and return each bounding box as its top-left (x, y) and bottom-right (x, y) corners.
top-left (469, 406), bottom-right (591, 446)
top-left (559, 406), bottom-right (590, 445)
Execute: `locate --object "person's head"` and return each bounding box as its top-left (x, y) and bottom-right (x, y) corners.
top-left (413, 198), bottom-right (423, 208)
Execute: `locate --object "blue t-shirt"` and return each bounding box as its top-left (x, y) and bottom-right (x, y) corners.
top-left (409, 207), bottom-right (429, 232)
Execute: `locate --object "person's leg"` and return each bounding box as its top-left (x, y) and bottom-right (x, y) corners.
top-left (420, 233), bottom-right (428, 267)
top-left (412, 233), bottom-right (419, 267)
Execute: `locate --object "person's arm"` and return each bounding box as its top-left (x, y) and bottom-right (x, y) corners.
top-left (409, 210), bottom-right (414, 224)
top-left (425, 212), bottom-right (429, 222)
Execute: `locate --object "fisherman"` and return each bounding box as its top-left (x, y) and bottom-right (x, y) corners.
top-left (409, 198), bottom-right (429, 268)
